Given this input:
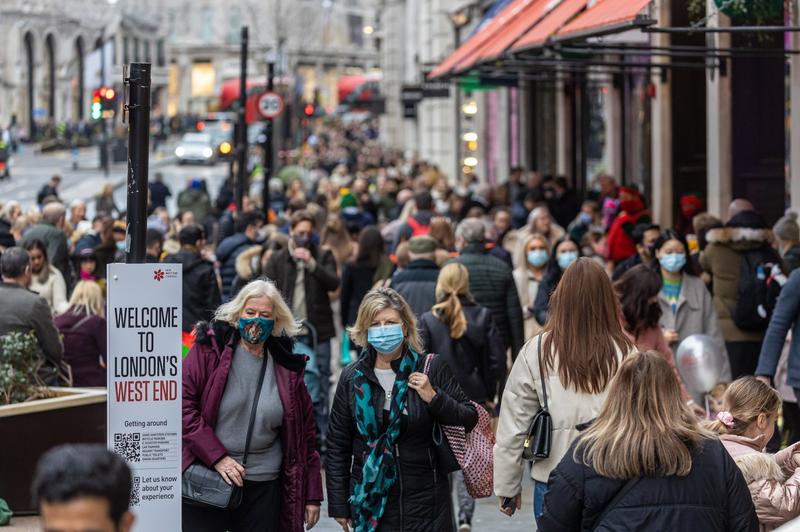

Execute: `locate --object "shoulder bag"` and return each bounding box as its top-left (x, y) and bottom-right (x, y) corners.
top-left (522, 334), bottom-right (552, 461)
top-left (182, 350), bottom-right (269, 510)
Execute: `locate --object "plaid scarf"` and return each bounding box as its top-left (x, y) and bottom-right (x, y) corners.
top-left (349, 349), bottom-right (418, 531)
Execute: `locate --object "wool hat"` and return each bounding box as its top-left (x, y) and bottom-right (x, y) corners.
top-left (407, 235), bottom-right (437, 254)
top-left (774, 211), bottom-right (800, 242)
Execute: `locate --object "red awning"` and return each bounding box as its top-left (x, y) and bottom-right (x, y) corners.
top-left (555, 0), bottom-right (653, 41)
top-left (428, 0), bottom-right (533, 79)
top-left (460, 0), bottom-right (551, 69)
top-left (511, 0), bottom-right (588, 52)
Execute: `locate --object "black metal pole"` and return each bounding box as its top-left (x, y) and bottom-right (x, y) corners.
top-left (453, 23), bottom-right (462, 184)
top-left (262, 61), bottom-right (274, 219)
top-left (100, 34), bottom-right (109, 177)
top-left (125, 63), bottom-right (151, 264)
top-left (236, 27), bottom-right (249, 214)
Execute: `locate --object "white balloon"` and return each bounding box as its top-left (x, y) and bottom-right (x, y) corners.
top-left (676, 334), bottom-right (726, 395)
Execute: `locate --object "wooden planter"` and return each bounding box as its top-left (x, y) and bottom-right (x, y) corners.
top-left (0, 387), bottom-right (107, 514)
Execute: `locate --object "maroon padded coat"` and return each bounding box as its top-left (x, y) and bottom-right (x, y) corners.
top-left (182, 321), bottom-right (323, 531)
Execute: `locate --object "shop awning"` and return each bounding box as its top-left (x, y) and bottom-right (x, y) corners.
top-left (554, 0), bottom-right (654, 41)
top-left (428, 0), bottom-right (536, 79)
top-left (511, 0), bottom-right (588, 52)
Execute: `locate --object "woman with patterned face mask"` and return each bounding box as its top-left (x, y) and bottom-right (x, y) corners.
top-left (182, 279), bottom-right (322, 532)
top-left (326, 287), bottom-right (478, 532)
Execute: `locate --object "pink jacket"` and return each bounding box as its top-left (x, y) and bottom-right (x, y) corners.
top-left (720, 434), bottom-right (800, 531)
top-left (631, 326), bottom-right (692, 402)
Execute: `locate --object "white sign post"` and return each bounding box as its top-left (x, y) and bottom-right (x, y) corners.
top-left (256, 91), bottom-right (285, 119)
top-left (107, 263), bottom-right (182, 531)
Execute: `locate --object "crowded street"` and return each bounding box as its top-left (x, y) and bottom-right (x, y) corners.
top-left (6, 0), bottom-right (800, 531)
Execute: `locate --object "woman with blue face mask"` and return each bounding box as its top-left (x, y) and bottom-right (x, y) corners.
top-left (182, 279), bottom-right (323, 532)
top-left (654, 229), bottom-right (729, 402)
top-left (326, 287), bottom-right (478, 532)
top-left (513, 234), bottom-right (550, 339)
top-left (532, 236), bottom-right (581, 326)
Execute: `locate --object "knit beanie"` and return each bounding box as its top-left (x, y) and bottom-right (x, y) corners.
top-left (774, 211), bottom-right (800, 242)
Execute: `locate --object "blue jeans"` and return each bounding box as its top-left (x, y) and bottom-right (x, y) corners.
top-left (312, 339), bottom-right (332, 448)
top-left (533, 480), bottom-right (548, 525)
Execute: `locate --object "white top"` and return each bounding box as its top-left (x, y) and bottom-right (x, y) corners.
top-left (374, 368), bottom-right (396, 410)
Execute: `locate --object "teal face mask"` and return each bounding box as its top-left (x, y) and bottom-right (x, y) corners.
top-left (238, 316), bottom-right (275, 344)
top-left (367, 324), bottom-right (404, 354)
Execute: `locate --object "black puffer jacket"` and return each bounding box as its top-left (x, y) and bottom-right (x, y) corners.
top-left (540, 437), bottom-right (758, 532)
top-left (163, 249), bottom-right (220, 332)
top-left (264, 244), bottom-right (340, 341)
top-left (452, 244), bottom-right (524, 355)
top-left (326, 349), bottom-right (478, 532)
top-left (216, 233), bottom-right (255, 300)
top-left (391, 259), bottom-right (440, 318)
top-left (419, 299), bottom-right (505, 403)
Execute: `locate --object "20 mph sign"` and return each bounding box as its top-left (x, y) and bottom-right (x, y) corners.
top-left (257, 92), bottom-right (284, 119)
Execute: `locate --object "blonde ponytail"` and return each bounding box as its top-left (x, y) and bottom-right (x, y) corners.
top-left (706, 377), bottom-right (780, 436)
top-left (432, 263), bottom-right (470, 339)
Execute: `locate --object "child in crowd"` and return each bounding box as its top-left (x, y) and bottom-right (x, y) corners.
top-left (707, 383), bottom-right (728, 419)
top-left (710, 377), bottom-right (800, 530)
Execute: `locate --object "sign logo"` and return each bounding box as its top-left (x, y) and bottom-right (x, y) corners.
top-left (257, 91), bottom-right (285, 119)
top-left (153, 269), bottom-right (165, 282)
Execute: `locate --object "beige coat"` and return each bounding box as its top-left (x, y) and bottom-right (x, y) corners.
top-left (494, 334), bottom-right (628, 493)
top-left (29, 265), bottom-right (68, 315)
top-left (721, 434), bottom-right (800, 531)
top-left (512, 267), bottom-right (543, 342)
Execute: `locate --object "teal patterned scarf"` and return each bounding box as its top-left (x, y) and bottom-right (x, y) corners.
top-left (349, 349), bottom-right (419, 532)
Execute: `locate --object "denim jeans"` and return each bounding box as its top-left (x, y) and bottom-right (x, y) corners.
top-left (450, 470), bottom-right (475, 524)
top-left (533, 480), bottom-right (548, 525)
top-left (312, 339), bottom-right (332, 448)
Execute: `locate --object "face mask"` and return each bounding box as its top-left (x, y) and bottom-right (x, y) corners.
top-left (367, 324), bottom-right (404, 354)
top-left (294, 235), bottom-right (311, 249)
top-left (527, 249), bottom-right (549, 268)
top-left (557, 251), bottom-right (578, 270)
top-left (116, 240), bottom-right (126, 252)
top-left (579, 212), bottom-right (593, 225)
top-left (660, 253), bottom-right (686, 273)
top-left (238, 316), bottom-right (275, 344)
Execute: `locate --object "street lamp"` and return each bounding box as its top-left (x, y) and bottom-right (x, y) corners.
top-left (462, 100), bottom-right (478, 115)
top-left (363, 25), bottom-right (375, 35)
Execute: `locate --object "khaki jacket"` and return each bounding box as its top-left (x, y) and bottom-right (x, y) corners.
top-left (721, 434), bottom-right (800, 531)
top-left (494, 334), bottom-right (627, 492)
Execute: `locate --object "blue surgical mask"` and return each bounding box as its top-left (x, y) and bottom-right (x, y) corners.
top-left (579, 212), bottom-right (593, 225)
top-left (238, 316), bottom-right (275, 344)
top-left (557, 251), bottom-right (578, 270)
top-left (368, 324), bottom-right (404, 354)
top-left (660, 253), bottom-right (686, 273)
top-left (527, 249), bottom-right (549, 268)
top-left (116, 240), bottom-right (126, 252)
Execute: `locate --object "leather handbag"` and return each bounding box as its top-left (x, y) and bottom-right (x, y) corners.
top-left (182, 351), bottom-right (269, 510)
top-left (522, 334), bottom-right (552, 462)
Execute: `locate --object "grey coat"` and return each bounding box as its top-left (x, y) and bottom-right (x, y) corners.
top-left (0, 282), bottom-right (64, 367)
top-left (756, 269), bottom-right (800, 388)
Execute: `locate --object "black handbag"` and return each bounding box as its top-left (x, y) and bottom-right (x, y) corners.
top-left (423, 353), bottom-right (461, 474)
top-left (182, 351), bottom-right (268, 510)
top-left (522, 334), bottom-right (552, 462)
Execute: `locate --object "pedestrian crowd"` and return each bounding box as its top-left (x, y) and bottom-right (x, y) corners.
top-left (8, 117), bottom-right (800, 531)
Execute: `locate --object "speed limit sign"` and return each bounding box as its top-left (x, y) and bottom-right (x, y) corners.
top-left (257, 91), bottom-right (284, 119)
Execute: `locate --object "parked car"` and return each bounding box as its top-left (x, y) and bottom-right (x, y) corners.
top-left (175, 132), bottom-right (216, 165)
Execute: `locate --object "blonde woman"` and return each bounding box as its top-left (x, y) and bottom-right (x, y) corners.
top-left (55, 281), bottom-right (106, 386)
top-left (182, 279), bottom-right (322, 532)
top-left (512, 233), bottom-right (550, 341)
top-left (326, 287), bottom-right (477, 532)
top-left (539, 352), bottom-right (757, 531)
top-left (420, 263), bottom-right (505, 530)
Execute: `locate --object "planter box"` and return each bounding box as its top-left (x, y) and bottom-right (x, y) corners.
top-left (0, 387), bottom-right (107, 514)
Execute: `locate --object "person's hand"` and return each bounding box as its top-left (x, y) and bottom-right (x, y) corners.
top-left (304, 505), bottom-right (320, 529)
top-left (293, 247), bottom-right (312, 262)
top-left (663, 329), bottom-right (680, 344)
top-left (334, 517), bottom-right (352, 532)
top-left (214, 456), bottom-right (245, 487)
top-left (408, 372), bottom-right (436, 403)
top-left (756, 376), bottom-right (772, 387)
top-left (498, 494), bottom-right (521, 516)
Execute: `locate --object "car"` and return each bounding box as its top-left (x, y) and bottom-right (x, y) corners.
top-left (175, 133), bottom-right (216, 165)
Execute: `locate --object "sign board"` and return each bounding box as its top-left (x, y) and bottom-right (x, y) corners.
top-left (107, 263), bottom-right (182, 531)
top-left (256, 91), bottom-right (285, 119)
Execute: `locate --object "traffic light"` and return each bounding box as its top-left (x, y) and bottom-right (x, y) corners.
top-left (100, 86), bottom-right (116, 116)
top-left (91, 89), bottom-right (102, 120)
top-left (303, 104), bottom-right (315, 117)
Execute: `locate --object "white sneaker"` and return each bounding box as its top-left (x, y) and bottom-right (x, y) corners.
top-left (458, 523), bottom-right (471, 532)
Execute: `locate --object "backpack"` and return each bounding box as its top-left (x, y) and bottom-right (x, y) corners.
top-left (406, 216), bottom-right (430, 237)
top-left (732, 247), bottom-right (784, 332)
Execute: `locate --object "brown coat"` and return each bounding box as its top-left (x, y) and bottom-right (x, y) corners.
top-left (721, 434), bottom-right (800, 531)
top-left (700, 225), bottom-right (774, 343)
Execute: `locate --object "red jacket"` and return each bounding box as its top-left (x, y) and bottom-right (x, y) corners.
top-left (607, 209), bottom-right (650, 263)
top-left (182, 321), bottom-right (323, 531)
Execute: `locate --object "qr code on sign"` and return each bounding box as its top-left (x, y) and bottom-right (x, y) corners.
top-left (130, 476), bottom-right (140, 507)
top-left (114, 432), bottom-right (141, 463)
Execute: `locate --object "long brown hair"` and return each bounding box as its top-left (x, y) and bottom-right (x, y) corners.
top-left (576, 351), bottom-right (710, 479)
top-left (707, 377), bottom-right (780, 436)
top-left (541, 257), bottom-right (632, 394)
top-left (432, 263), bottom-right (470, 339)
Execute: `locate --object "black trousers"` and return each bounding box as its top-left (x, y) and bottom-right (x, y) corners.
top-left (786, 399), bottom-right (800, 446)
top-left (726, 341), bottom-right (763, 379)
top-left (182, 479), bottom-right (280, 532)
